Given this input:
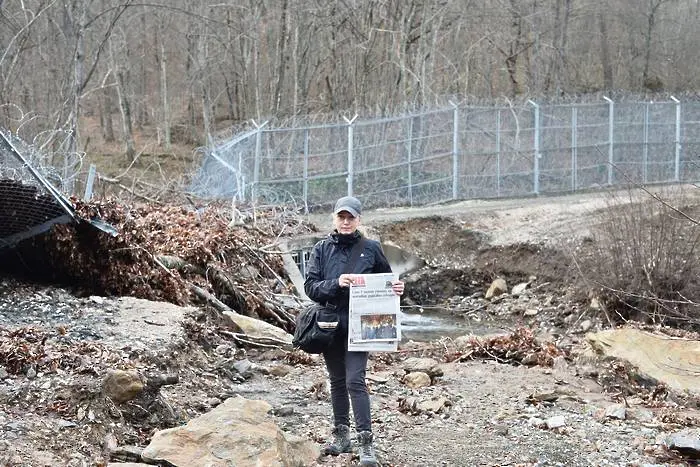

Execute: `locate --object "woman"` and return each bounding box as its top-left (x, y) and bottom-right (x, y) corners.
top-left (304, 196), bottom-right (405, 467)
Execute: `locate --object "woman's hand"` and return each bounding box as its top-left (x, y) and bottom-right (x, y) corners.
top-left (391, 280), bottom-right (404, 296)
top-left (338, 274), bottom-right (355, 288)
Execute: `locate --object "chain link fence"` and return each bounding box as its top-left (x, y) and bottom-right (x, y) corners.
top-left (191, 98), bottom-right (700, 213)
top-left (0, 129), bottom-right (78, 250)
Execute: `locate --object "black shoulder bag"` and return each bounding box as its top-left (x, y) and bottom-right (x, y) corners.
top-left (292, 237), bottom-right (366, 354)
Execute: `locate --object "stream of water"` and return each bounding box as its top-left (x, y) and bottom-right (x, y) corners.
top-left (399, 309), bottom-right (503, 342)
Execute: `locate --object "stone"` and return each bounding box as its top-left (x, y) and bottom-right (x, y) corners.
top-left (511, 282), bottom-right (529, 296)
top-left (402, 357), bottom-right (443, 378)
top-left (485, 278), bottom-right (507, 300)
top-left (586, 328), bottom-right (700, 396)
top-left (141, 396), bottom-right (318, 467)
top-left (268, 365), bottom-right (291, 377)
top-left (546, 415), bottom-right (566, 429)
top-left (416, 397), bottom-right (449, 413)
top-left (110, 445), bottom-right (144, 463)
top-left (403, 372), bottom-right (431, 389)
top-left (221, 311), bottom-right (293, 346)
top-left (207, 398), bottom-right (223, 408)
top-left (604, 404), bottom-right (627, 420)
top-left (271, 406), bottom-right (294, 417)
top-left (580, 319), bottom-right (592, 333)
top-left (232, 359), bottom-right (255, 376)
top-left (102, 369), bottom-right (144, 404)
top-left (665, 429), bottom-right (700, 459)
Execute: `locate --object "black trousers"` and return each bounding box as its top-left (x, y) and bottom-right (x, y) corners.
top-left (323, 341), bottom-right (371, 432)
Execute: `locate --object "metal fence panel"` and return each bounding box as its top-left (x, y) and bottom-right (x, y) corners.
top-left (192, 98), bottom-right (700, 212)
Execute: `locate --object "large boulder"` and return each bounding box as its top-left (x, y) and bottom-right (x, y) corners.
top-left (586, 328), bottom-right (700, 395)
top-left (141, 396), bottom-right (318, 467)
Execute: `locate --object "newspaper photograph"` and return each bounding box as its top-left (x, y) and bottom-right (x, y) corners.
top-left (347, 273), bottom-right (401, 352)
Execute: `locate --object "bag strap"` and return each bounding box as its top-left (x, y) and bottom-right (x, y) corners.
top-left (343, 237), bottom-right (366, 274)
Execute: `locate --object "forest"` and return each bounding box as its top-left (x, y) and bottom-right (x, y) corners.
top-left (1, 0), bottom-right (699, 159)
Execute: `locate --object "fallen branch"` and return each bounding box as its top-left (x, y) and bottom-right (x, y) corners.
top-left (219, 330), bottom-right (291, 350)
top-left (98, 174), bottom-right (163, 204)
top-left (189, 283), bottom-right (237, 315)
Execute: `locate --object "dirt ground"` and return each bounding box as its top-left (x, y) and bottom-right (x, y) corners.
top-left (2, 186), bottom-right (700, 466)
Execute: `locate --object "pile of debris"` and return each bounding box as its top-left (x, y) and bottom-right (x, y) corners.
top-left (6, 198), bottom-right (317, 332)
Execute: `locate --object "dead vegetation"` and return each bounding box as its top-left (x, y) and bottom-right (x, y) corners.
top-left (580, 187), bottom-right (700, 332)
top-left (3, 198), bottom-right (318, 332)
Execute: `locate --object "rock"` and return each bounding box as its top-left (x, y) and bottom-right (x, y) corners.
top-left (366, 373), bottom-right (389, 384)
top-left (207, 398), bottom-right (223, 408)
top-left (511, 282), bottom-right (529, 296)
top-left (604, 404), bottom-right (627, 420)
top-left (403, 372), bottom-right (431, 389)
top-left (586, 328), bottom-right (700, 395)
top-left (416, 397), bottom-right (450, 413)
top-left (523, 308), bottom-right (538, 316)
top-left (527, 391), bottom-right (559, 403)
top-left (580, 320), bottom-right (592, 333)
top-left (232, 359), bottom-right (255, 377)
top-left (268, 365), bottom-right (291, 377)
top-left (26, 366), bottom-right (36, 379)
top-left (103, 433), bottom-right (118, 457)
top-left (141, 396), bottom-right (318, 467)
top-left (0, 366), bottom-right (8, 379)
top-left (56, 419), bottom-right (77, 429)
top-left (271, 406), bottom-right (295, 417)
top-left (545, 415), bottom-right (566, 429)
top-left (90, 296), bottom-right (105, 305)
top-left (402, 357), bottom-right (443, 378)
top-left (664, 429), bottom-right (700, 459)
top-left (221, 311), bottom-right (293, 345)
top-left (102, 370), bottom-right (144, 404)
top-left (110, 445), bottom-right (144, 463)
top-left (485, 278), bottom-right (507, 300)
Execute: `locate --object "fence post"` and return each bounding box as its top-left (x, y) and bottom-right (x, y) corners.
top-left (406, 117), bottom-right (414, 206)
top-left (496, 109), bottom-right (501, 197)
top-left (83, 163), bottom-right (97, 201)
top-left (528, 100), bottom-right (540, 195)
top-left (643, 103), bottom-right (649, 184)
top-left (251, 119), bottom-right (268, 203)
top-left (343, 115), bottom-right (358, 197)
top-left (671, 96), bottom-right (681, 182)
top-left (603, 96), bottom-right (614, 185)
top-left (571, 107), bottom-right (577, 191)
top-left (451, 103), bottom-right (459, 200)
top-left (303, 128), bottom-right (310, 213)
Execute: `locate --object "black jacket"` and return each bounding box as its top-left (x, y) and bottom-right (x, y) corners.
top-left (304, 231), bottom-right (393, 316)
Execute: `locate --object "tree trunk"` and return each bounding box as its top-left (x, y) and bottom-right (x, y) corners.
top-left (599, 11), bottom-right (613, 90)
top-left (272, 0), bottom-right (289, 115)
top-left (115, 67), bottom-right (136, 161)
top-left (158, 25), bottom-right (171, 150)
top-left (99, 88), bottom-right (115, 142)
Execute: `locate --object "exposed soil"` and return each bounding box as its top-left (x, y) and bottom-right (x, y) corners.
top-left (2, 188), bottom-right (700, 467)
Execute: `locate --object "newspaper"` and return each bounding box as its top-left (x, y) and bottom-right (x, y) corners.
top-left (347, 273), bottom-right (401, 352)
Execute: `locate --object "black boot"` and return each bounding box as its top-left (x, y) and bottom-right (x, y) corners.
top-left (357, 431), bottom-right (378, 467)
top-left (322, 424), bottom-right (351, 456)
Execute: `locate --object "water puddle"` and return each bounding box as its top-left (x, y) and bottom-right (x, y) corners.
top-left (399, 309), bottom-right (504, 342)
